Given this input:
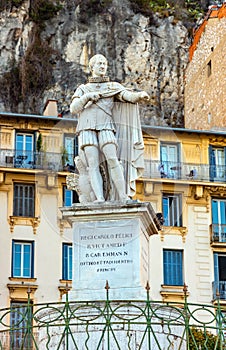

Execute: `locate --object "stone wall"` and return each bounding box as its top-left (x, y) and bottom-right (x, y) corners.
top-left (0, 0), bottom-right (190, 127)
top-left (185, 15), bottom-right (226, 130)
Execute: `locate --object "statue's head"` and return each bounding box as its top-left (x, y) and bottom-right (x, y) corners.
top-left (89, 54), bottom-right (108, 77)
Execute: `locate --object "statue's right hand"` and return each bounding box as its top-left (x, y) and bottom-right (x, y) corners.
top-left (86, 92), bottom-right (101, 102)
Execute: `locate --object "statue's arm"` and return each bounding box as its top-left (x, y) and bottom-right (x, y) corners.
top-left (70, 87), bottom-right (101, 114)
top-left (118, 90), bottom-right (150, 104)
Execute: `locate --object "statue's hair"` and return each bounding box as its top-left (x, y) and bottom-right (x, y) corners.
top-left (89, 54), bottom-right (107, 70)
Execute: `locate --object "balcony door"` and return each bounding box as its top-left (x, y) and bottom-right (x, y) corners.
top-left (64, 135), bottom-right (78, 169)
top-left (15, 133), bottom-right (34, 168)
top-left (10, 301), bottom-right (33, 349)
top-left (209, 146), bottom-right (226, 181)
top-left (212, 199), bottom-right (226, 242)
top-left (214, 253), bottom-right (226, 300)
top-left (160, 143), bottom-right (180, 179)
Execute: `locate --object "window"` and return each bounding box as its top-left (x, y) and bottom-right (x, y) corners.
top-left (160, 143), bottom-right (180, 179)
top-left (207, 60), bottom-right (212, 77)
top-left (13, 183), bottom-right (35, 217)
top-left (62, 243), bottom-right (72, 280)
top-left (163, 249), bottom-right (183, 286)
top-left (15, 133), bottom-right (34, 168)
top-left (12, 241), bottom-right (34, 278)
top-left (64, 135), bottom-right (78, 168)
top-left (10, 301), bottom-right (33, 349)
top-left (213, 253), bottom-right (226, 300)
top-left (212, 199), bottom-right (226, 242)
top-left (209, 146), bottom-right (226, 181)
top-left (162, 193), bottom-right (182, 227)
top-left (63, 186), bottom-right (79, 206)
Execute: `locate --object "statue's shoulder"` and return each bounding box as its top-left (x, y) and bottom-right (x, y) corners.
top-left (108, 81), bottom-right (126, 92)
top-left (110, 81), bottom-right (123, 87)
top-left (77, 83), bottom-right (89, 92)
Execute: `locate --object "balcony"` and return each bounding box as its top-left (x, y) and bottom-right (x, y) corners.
top-left (210, 224), bottom-right (226, 244)
top-left (0, 149), bottom-right (75, 172)
top-left (213, 280), bottom-right (226, 300)
top-left (143, 160), bottom-right (226, 183)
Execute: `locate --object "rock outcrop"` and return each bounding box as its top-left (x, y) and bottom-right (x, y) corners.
top-left (0, 0), bottom-right (191, 126)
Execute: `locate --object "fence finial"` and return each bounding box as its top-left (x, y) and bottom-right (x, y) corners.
top-left (105, 280), bottom-right (110, 290)
top-left (183, 283), bottom-right (188, 296)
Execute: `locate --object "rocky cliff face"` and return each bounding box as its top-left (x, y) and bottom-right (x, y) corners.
top-left (0, 0), bottom-right (191, 126)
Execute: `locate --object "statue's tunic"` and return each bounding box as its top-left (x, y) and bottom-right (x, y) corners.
top-left (72, 81), bottom-right (127, 133)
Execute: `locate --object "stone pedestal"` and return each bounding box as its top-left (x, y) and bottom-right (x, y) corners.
top-left (62, 201), bottom-right (160, 300)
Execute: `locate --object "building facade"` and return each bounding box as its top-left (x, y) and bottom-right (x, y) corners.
top-left (137, 126), bottom-right (226, 306)
top-left (0, 110), bottom-right (226, 309)
top-left (0, 108), bottom-right (78, 311)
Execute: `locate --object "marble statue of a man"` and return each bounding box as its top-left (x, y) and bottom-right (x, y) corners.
top-left (70, 54), bottom-right (149, 203)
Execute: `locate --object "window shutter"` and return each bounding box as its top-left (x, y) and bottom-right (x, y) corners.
top-left (68, 246), bottom-right (73, 280)
top-left (163, 250), bottom-right (183, 286)
top-left (214, 253), bottom-right (219, 284)
top-left (63, 244), bottom-right (68, 280)
top-left (31, 241), bottom-right (34, 278)
top-left (162, 196), bottom-right (169, 226)
top-left (23, 243), bottom-right (31, 277)
top-left (209, 145), bottom-right (215, 181)
top-left (163, 250), bottom-right (168, 285)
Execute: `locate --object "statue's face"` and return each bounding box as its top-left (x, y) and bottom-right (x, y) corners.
top-left (91, 57), bottom-right (107, 77)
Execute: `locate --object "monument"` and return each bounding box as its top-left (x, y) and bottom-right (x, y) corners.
top-left (62, 54), bottom-right (160, 300)
top-left (37, 56), bottom-right (184, 349)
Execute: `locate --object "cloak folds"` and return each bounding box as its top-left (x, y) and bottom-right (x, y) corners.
top-left (112, 102), bottom-right (144, 198)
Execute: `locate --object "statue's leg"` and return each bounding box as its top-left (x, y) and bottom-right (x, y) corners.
top-left (83, 145), bottom-right (105, 202)
top-left (102, 143), bottom-right (129, 201)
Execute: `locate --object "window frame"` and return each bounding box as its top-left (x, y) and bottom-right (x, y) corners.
top-left (160, 142), bottom-right (180, 179)
top-left (63, 186), bottom-right (79, 206)
top-left (212, 198), bottom-right (226, 242)
top-left (163, 249), bottom-right (184, 286)
top-left (15, 132), bottom-right (35, 168)
top-left (12, 240), bottom-right (34, 279)
top-left (207, 59), bottom-right (212, 77)
top-left (162, 193), bottom-right (182, 227)
top-left (62, 243), bottom-right (73, 280)
top-left (213, 252), bottom-right (226, 299)
top-left (64, 134), bottom-right (78, 168)
top-left (209, 145), bottom-right (226, 181)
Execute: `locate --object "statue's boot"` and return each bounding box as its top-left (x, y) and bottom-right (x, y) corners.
top-left (110, 165), bottom-right (129, 201)
top-left (88, 167), bottom-right (105, 202)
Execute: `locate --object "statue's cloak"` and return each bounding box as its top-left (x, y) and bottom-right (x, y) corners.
top-left (112, 102), bottom-right (144, 198)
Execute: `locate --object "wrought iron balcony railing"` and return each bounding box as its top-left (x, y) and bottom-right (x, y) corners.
top-left (1, 150), bottom-right (226, 184)
top-left (0, 149), bottom-right (75, 172)
top-left (210, 224), bottom-right (226, 243)
top-left (144, 159), bottom-right (226, 183)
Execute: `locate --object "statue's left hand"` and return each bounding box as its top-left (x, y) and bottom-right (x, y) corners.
top-left (138, 91), bottom-right (150, 102)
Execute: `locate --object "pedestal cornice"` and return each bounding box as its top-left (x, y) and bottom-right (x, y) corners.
top-left (61, 200), bottom-right (160, 237)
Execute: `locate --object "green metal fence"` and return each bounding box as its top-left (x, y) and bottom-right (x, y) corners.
top-left (0, 283), bottom-right (225, 349)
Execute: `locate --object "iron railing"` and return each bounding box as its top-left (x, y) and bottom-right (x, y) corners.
top-left (0, 149), bottom-right (75, 172)
top-left (0, 284), bottom-right (226, 349)
top-left (213, 281), bottom-right (226, 301)
top-left (210, 224), bottom-right (226, 243)
top-left (1, 149), bottom-right (225, 184)
top-left (144, 160), bottom-right (226, 183)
